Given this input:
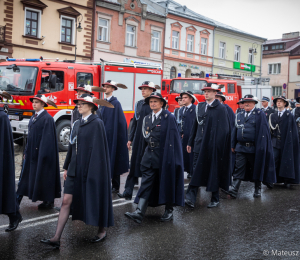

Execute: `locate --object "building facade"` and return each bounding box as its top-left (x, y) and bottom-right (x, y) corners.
top-left (262, 32), bottom-right (300, 99)
top-left (213, 26), bottom-right (265, 78)
top-left (0, 0), bottom-right (94, 61)
top-left (94, 0), bottom-right (166, 67)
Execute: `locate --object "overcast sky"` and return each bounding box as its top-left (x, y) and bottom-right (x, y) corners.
top-left (174, 0), bottom-right (300, 40)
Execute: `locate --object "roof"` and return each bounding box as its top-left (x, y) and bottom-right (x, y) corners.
top-left (151, 0), bottom-right (266, 40)
top-left (264, 37), bottom-right (300, 44)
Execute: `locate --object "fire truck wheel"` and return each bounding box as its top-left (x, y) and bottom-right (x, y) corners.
top-left (56, 120), bottom-right (71, 152)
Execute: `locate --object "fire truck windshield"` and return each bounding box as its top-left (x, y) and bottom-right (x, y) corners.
top-left (170, 79), bottom-right (207, 94)
top-left (0, 66), bottom-right (38, 95)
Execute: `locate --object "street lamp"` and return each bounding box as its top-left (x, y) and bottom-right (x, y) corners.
top-left (75, 14), bottom-right (83, 61)
top-left (250, 43), bottom-right (258, 77)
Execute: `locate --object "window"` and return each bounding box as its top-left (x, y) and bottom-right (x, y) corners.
top-left (228, 83), bottom-right (235, 93)
top-left (219, 42), bottom-right (225, 58)
top-left (263, 46), bottom-right (269, 51)
top-left (61, 18), bottom-right (73, 43)
top-left (40, 70), bottom-right (64, 93)
top-left (126, 25), bottom-right (135, 47)
top-left (249, 49), bottom-right (253, 64)
top-left (172, 31), bottom-right (179, 49)
top-left (272, 86), bottom-right (282, 97)
top-left (272, 45), bottom-right (276, 50)
top-left (151, 31), bottom-right (160, 52)
top-left (268, 63), bottom-right (281, 74)
top-left (77, 72), bottom-right (93, 87)
top-left (187, 34), bottom-right (194, 52)
top-left (170, 66), bottom-right (177, 79)
top-left (234, 45), bottom-right (241, 61)
top-left (25, 10), bottom-right (38, 37)
top-left (98, 19), bottom-right (108, 41)
top-left (201, 38), bottom-right (207, 55)
top-left (162, 81), bottom-right (165, 91)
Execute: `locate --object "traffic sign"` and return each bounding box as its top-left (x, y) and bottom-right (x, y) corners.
top-left (283, 83), bottom-right (287, 89)
top-left (282, 90), bottom-right (286, 97)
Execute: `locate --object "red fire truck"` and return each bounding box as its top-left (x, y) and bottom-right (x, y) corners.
top-left (0, 58), bottom-right (162, 151)
top-left (162, 74), bottom-right (242, 112)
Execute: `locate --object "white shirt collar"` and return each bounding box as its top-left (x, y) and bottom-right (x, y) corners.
top-left (35, 109), bottom-right (44, 116)
top-left (82, 113), bottom-right (92, 121)
top-left (152, 108), bottom-right (163, 119)
top-left (206, 99), bottom-right (215, 106)
top-left (186, 103), bottom-right (193, 109)
top-left (278, 109), bottom-right (286, 115)
top-left (105, 95), bottom-right (113, 101)
top-left (244, 107), bottom-right (256, 116)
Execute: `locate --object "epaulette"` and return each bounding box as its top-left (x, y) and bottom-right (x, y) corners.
top-left (165, 113), bottom-right (168, 118)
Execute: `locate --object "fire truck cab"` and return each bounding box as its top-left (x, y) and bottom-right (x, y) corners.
top-left (164, 74), bottom-right (240, 112)
top-left (0, 58), bottom-right (162, 151)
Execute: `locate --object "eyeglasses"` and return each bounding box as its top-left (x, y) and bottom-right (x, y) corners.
top-left (77, 102), bottom-right (88, 107)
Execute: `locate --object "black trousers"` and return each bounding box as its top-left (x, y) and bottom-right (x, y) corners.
top-left (186, 185), bottom-right (219, 204)
top-left (112, 174), bottom-right (120, 190)
top-left (233, 152), bottom-right (255, 180)
top-left (124, 173), bottom-right (138, 195)
top-left (193, 152), bottom-right (199, 172)
top-left (273, 147), bottom-right (289, 183)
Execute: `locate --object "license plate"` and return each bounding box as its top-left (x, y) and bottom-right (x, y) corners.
top-left (9, 115), bottom-right (19, 121)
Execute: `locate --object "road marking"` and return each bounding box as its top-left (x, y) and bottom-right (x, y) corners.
top-left (1, 184), bottom-right (189, 231)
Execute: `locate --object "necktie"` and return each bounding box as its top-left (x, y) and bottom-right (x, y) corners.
top-left (278, 113), bottom-right (281, 118)
top-left (183, 107), bottom-right (187, 114)
top-left (33, 113), bottom-right (38, 121)
top-left (245, 112), bottom-right (250, 119)
top-left (152, 114), bottom-right (156, 123)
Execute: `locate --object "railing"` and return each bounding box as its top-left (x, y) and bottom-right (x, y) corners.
top-left (0, 25), bottom-right (6, 43)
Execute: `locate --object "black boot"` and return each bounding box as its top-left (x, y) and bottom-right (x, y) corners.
top-left (117, 191), bottom-right (132, 200)
top-left (253, 181), bottom-right (261, 198)
top-left (38, 201), bottom-right (54, 209)
top-left (207, 191), bottom-right (220, 208)
top-left (227, 179), bottom-right (241, 198)
top-left (125, 198), bottom-right (148, 224)
top-left (160, 205), bottom-right (173, 222)
top-left (5, 211), bottom-right (23, 232)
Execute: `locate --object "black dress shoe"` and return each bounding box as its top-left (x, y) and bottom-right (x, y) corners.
top-left (187, 173), bottom-right (192, 179)
top-left (38, 202), bottom-right (54, 210)
top-left (5, 214), bottom-right (23, 232)
top-left (184, 199), bottom-right (195, 209)
top-left (117, 192), bottom-right (132, 200)
top-left (160, 209), bottom-right (173, 222)
top-left (284, 182), bottom-right (291, 189)
top-left (125, 212), bottom-right (143, 224)
top-left (263, 182), bottom-right (274, 189)
top-left (207, 201), bottom-right (219, 208)
top-left (90, 233), bottom-right (107, 243)
top-left (111, 187), bottom-right (119, 193)
top-left (40, 239), bottom-right (60, 249)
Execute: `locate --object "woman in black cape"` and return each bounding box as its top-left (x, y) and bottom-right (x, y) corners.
top-left (41, 94), bottom-right (114, 248)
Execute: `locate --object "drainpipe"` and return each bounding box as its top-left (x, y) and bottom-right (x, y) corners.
top-left (211, 27), bottom-right (216, 74)
top-left (91, 0), bottom-right (96, 61)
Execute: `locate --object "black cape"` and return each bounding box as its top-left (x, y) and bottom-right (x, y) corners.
top-left (0, 108), bottom-right (16, 214)
top-left (134, 110), bottom-right (185, 207)
top-left (17, 110), bottom-right (61, 202)
top-left (270, 111), bottom-right (300, 183)
top-left (100, 97), bottom-right (129, 176)
top-left (182, 104), bottom-right (196, 174)
top-left (128, 99), bottom-right (152, 178)
top-left (71, 114), bottom-right (114, 227)
top-left (232, 108), bottom-right (276, 183)
top-left (189, 100), bottom-right (231, 192)
top-left (224, 104), bottom-right (236, 176)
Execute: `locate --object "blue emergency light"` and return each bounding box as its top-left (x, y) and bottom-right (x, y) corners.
top-left (178, 73), bottom-right (181, 78)
top-left (6, 58), bottom-right (41, 62)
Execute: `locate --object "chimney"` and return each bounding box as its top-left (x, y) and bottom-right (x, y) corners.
top-left (282, 32), bottom-right (299, 39)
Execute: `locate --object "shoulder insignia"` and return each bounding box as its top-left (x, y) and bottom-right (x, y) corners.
top-left (258, 111), bottom-right (260, 114)
top-left (165, 114), bottom-right (168, 118)
top-left (149, 116), bottom-right (151, 119)
top-left (287, 113), bottom-right (290, 116)
top-left (253, 112), bottom-right (255, 114)
top-left (159, 116), bottom-right (161, 119)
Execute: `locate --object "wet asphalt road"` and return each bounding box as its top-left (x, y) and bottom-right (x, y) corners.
top-left (1, 173), bottom-right (300, 260)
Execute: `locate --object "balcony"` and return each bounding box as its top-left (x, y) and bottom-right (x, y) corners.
top-left (0, 25), bottom-right (6, 43)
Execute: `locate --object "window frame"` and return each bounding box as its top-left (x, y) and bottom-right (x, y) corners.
top-left (228, 83), bottom-right (235, 94)
top-left (76, 72), bottom-right (93, 87)
top-left (24, 7), bottom-right (42, 38)
top-left (126, 24), bottom-right (136, 47)
top-left (201, 37), bottom-right (207, 55)
top-left (151, 30), bottom-right (160, 52)
top-left (170, 66), bottom-right (177, 79)
top-left (234, 45), bottom-right (241, 62)
top-left (172, 31), bottom-right (179, 49)
top-left (187, 34), bottom-right (194, 52)
top-left (98, 18), bottom-right (109, 42)
top-left (248, 49), bottom-right (253, 64)
top-left (60, 15), bottom-right (75, 44)
top-left (61, 18), bottom-right (73, 44)
top-left (268, 63), bottom-right (281, 75)
top-left (219, 41), bottom-right (226, 59)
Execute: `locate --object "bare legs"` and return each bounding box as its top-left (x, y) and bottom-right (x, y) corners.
top-left (50, 194), bottom-right (72, 242)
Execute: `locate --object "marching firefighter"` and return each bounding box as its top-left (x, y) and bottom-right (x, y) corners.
top-left (180, 91), bottom-right (196, 178)
top-left (216, 91), bottom-right (236, 176)
top-left (269, 96), bottom-right (300, 187)
top-left (174, 95), bottom-right (184, 131)
top-left (225, 94), bottom-right (276, 199)
top-left (41, 94), bottom-right (113, 248)
top-left (185, 83), bottom-right (231, 208)
top-left (100, 80), bottom-right (129, 193)
top-left (125, 92), bottom-right (184, 223)
top-left (118, 81), bottom-right (155, 200)
top-left (236, 98), bottom-right (244, 113)
top-left (72, 84), bottom-right (105, 124)
top-left (16, 94), bottom-right (61, 209)
top-left (0, 91), bottom-right (22, 232)
top-left (261, 96), bottom-right (275, 121)
top-left (292, 97), bottom-right (300, 143)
